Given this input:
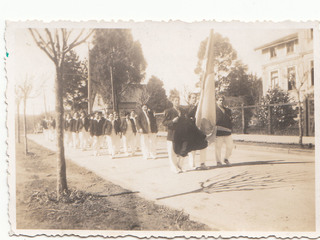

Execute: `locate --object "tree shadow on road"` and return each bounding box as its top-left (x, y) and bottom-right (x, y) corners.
top-left (157, 160), bottom-right (313, 200)
top-left (201, 159), bottom-right (314, 170)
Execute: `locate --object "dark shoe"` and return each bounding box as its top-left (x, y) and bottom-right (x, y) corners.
top-left (224, 159), bottom-right (230, 165)
top-left (217, 162), bottom-right (222, 167)
top-left (199, 163), bottom-right (208, 170)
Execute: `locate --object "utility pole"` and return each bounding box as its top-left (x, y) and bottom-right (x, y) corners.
top-left (87, 42), bottom-right (92, 114)
top-left (110, 48), bottom-right (116, 112)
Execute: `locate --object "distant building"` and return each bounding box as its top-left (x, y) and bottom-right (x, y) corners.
top-left (255, 29), bottom-right (314, 100)
top-left (92, 84), bottom-right (147, 115)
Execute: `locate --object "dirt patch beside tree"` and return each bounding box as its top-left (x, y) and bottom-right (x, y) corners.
top-left (15, 139), bottom-right (210, 231)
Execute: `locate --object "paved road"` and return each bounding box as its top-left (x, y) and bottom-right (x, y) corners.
top-left (28, 134), bottom-right (315, 232)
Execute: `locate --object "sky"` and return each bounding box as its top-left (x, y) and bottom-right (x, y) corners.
top-left (8, 22), bottom-right (301, 115)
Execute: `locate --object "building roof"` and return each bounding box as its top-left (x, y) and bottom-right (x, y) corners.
top-left (254, 33), bottom-right (298, 51)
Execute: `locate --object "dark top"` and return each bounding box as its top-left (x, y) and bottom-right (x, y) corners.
top-left (103, 119), bottom-right (113, 136)
top-left (162, 107), bottom-right (182, 141)
top-left (113, 119), bottom-right (122, 135)
top-left (90, 118), bottom-right (106, 136)
top-left (70, 118), bottom-right (81, 132)
top-left (79, 116), bottom-right (90, 132)
top-left (216, 106), bottom-right (232, 136)
top-left (120, 118), bottom-right (137, 135)
top-left (136, 110), bottom-right (158, 134)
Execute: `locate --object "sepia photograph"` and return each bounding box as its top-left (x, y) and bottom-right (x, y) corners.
top-left (5, 20), bottom-right (318, 238)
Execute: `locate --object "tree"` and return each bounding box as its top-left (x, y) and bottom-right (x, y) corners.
top-left (287, 60), bottom-right (311, 145)
top-left (15, 86), bottom-right (23, 143)
top-left (29, 28), bottom-right (94, 198)
top-left (145, 76), bottom-right (171, 113)
top-left (17, 77), bottom-right (33, 154)
top-left (195, 31), bottom-right (237, 92)
top-left (90, 29), bottom-right (147, 113)
top-left (63, 50), bottom-right (88, 111)
top-left (256, 88), bottom-right (297, 132)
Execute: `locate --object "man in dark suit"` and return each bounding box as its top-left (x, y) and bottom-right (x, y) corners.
top-left (71, 112), bottom-right (81, 148)
top-left (162, 96), bottom-right (183, 173)
top-left (79, 110), bottom-right (90, 150)
top-left (91, 111), bottom-right (105, 156)
top-left (121, 112), bottom-right (137, 156)
top-left (136, 104), bottom-right (158, 160)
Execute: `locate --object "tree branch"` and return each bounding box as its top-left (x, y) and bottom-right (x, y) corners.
top-left (29, 29), bottom-right (55, 62)
top-left (44, 28), bottom-right (58, 61)
top-left (64, 29), bottom-right (95, 54)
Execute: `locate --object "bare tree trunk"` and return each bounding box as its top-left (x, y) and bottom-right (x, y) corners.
top-left (298, 102), bottom-right (303, 146)
top-left (55, 66), bottom-right (68, 198)
top-left (17, 101), bottom-right (21, 143)
top-left (23, 98), bottom-right (28, 154)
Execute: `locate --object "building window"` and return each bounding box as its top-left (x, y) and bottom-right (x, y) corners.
top-left (270, 47), bottom-right (277, 58)
top-left (286, 42), bottom-right (294, 54)
top-left (270, 70), bottom-right (279, 88)
top-left (311, 61), bottom-right (314, 86)
top-left (287, 66), bottom-right (296, 90)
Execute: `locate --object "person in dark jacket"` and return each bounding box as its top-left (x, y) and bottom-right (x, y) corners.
top-left (64, 113), bottom-right (72, 147)
top-left (71, 112), bottom-right (81, 148)
top-left (113, 112), bottom-right (122, 154)
top-left (162, 96), bottom-right (184, 173)
top-left (136, 104), bottom-right (158, 160)
top-left (79, 110), bottom-right (90, 150)
top-left (215, 95), bottom-right (233, 166)
top-left (91, 111), bottom-right (105, 156)
top-left (121, 112), bottom-right (137, 156)
top-left (103, 113), bottom-right (115, 157)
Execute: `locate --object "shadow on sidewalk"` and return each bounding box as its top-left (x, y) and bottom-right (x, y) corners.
top-left (157, 160), bottom-right (313, 200)
top-left (194, 159), bottom-right (313, 171)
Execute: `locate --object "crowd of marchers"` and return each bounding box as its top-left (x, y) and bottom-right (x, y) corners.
top-left (40, 105), bottom-right (158, 160)
top-left (39, 92), bottom-right (234, 174)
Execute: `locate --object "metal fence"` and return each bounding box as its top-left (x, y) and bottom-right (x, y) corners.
top-left (154, 98), bottom-right (314, 136)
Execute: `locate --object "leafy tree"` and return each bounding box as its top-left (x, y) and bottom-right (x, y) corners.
top-left (217, 61), bottom-right (262, 131)
top-left (90, 29), bottom-right (147, 112)
top-left (256, 88), bottom-right (297, 131)
top-left (29, 28), bottom-right (94, 198)
top-left (195, 31), bottom-right (237, 92)
top-left (63, 50), bottom-right (88, 111)
top-left (145, 76), bottom-right (171, 113)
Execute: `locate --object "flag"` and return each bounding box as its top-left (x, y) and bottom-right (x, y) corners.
top-left (195, 30), bottom-right (216, 144)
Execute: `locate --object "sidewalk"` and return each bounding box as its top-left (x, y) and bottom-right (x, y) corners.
top-left (157, 132), bottom-right (315, 145)
top-left (28, 134), bottom-right (315, 232)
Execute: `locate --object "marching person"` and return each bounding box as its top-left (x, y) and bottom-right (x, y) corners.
top-left (121, 112), bottom-right (137, 156)
top-left (70, 112), bottom-right (81, 148)
top-left (64, 113), bottom-right (72, 147)
top-left (185, 92), bottom-right (198, 169)
top-left (113, 112), bottom-right (122, 154)
top-left (136, 104), bottom-right (158, 160)
top-left (130, 110), bottom-right (140, 152)
top-left (215, 95), bottom-right (233, 166)
top-left (91, 111), bottom-right (105, 156)
top-left (48, 116), bottom-right (56, 141)
top-left (41, 116), bottom-right (49, 141)
top-left (162, 96), bottom-right (183, 173)
top-left (104, 113), bottom-right (115, 158)
top-left (79, 110), bottom-right (90, 150)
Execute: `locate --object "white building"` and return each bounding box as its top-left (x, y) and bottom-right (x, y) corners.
top-left (255, 29), bottom-right (314, 100)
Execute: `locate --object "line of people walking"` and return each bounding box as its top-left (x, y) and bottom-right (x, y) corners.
top-left (40, 93), bottom-right (234, 174)
top-left (62, 104), bottom-right (158, 159)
